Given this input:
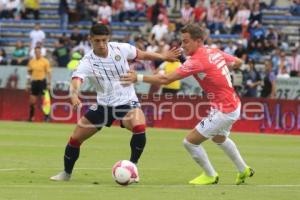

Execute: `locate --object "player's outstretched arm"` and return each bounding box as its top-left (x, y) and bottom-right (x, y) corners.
top-left (221, 50), bottom-right (243, 70)
top-left (228, 58), bottom-right (243, 70)
top-left (136, 48), bottom-right (181, 62)
top-left (70, 78), bottom-right (82, 110)
top-left (121, 70), bottom-right (182, 86)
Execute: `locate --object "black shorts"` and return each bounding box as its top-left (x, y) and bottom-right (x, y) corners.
top-left (84, 101), bottom-right (141, 129)
top-left (161, 88), bottom-right (179, 94)
top-left (31, 79), bottom-right (46, 96)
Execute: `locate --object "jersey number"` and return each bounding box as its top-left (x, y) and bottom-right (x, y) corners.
top-left (221, 65), bottom-right (233, 88)
top-left (213, 55), bottom-right (233, 88)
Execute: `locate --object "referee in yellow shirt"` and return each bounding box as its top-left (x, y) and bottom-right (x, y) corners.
top-left (27, 46), bottom-right (51, 121)
top-left (158, 60), bottom-right (182, 94)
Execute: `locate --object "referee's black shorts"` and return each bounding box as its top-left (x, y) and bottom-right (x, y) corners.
top-left (31, 79), bottom-right (47, 96)
top-left (84, 101), bottom-right (141, 129)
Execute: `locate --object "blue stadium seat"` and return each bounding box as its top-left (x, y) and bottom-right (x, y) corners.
top-left (40, 10), bottom-right (59, 15)
top-left (262, 15), bottom-right (300, 21)
top-left (0, 27), bottom-right (130, 36)
top-left (210, 34), bottom-right (240, 40)
top-left (111, 21), bottom-right (145, 27)
top-left (0, 19), bottom-right (145, 29)
top-left (69, 20), bottom-right (92, 26)
top-left (40, 2), bottom-right (59, 6)
top-left (268, 6), bottom-right (290, 11)
top-left (40, 2), bottom-right (75, 7)
top-left (0, 37), bottom-right (56, 43)
top-left (0, 19), bottom-right (60, 24)
top-left (0, 27), bottom-right (89, 35)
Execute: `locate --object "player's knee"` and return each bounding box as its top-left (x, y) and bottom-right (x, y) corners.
top-left (132, 124), bottom-right (146, 134)
top-left (212, 135), bottom-right (226, 144)
top-left (183, 138), bottom-right (192, 149)
top-left (68, 137), bottom-right (82, 148)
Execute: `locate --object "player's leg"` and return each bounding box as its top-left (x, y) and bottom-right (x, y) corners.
top-left (212, 104), bottom-right (254, 184)
top-left (28, 94), bottom-right (37, 121)
top-left (122, 107), bottom-right (146, 165)
top-left (65, 117), bottom-right (99, 172)
top-left (28, 80), bottom-right (38, 121)
top-left (213, 135), bottom-right (254, 184)
top-left (213, 135), bottom-right (247, 172)
top-left (183, 128), bottom-right (219, 185)
top-left (50, 117), bottom-right (99, 181)
top-left (50, 105), bottom-right (108, 181)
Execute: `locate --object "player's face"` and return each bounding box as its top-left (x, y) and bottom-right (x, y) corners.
top-left (90, 35), bottom-right (110, 56)
top-left (181, 33), bottom-right (200, 56)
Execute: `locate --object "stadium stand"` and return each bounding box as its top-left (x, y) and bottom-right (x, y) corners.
top-left (0, 0), bottom-right (299, 98)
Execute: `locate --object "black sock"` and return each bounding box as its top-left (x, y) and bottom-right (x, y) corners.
top-left (29, 105), bottom-right (34, 120)
top-left (130, 133), bottom-right (146, 164)
top-left (64, 144), bottom-right (80, 174)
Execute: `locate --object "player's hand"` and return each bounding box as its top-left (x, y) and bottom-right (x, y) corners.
top-left (71, 96), bottom-right (82, 110)
top-left (162, 47), bottom-right (181, 62)
top-left (120, 70), bottom-right (137, 86)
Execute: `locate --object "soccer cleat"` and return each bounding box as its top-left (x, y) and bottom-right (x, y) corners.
top-left (189, 173), bottom-right (219, 185)
top-left (50, 171), bottom-right (71, 181)
top-left (235, 166), bottom-right (255, 185)
top-left (132, 162), bottom-right (139, 183)
top-left (133, 176), bottom-right (140, 183)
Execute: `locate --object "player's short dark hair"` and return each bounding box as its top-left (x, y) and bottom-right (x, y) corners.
top-left (180, 24), bottom-right (206, 40)
top-left (90, 23), bottom-right (111, 36)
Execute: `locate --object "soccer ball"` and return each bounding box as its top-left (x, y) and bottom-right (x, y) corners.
top-left (112, 160), bottom-right (139, 186)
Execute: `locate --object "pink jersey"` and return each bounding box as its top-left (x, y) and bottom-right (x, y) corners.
top-left (176, 47), bottom-right (240, 113)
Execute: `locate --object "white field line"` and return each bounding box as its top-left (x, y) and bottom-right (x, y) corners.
top-left (0, 168), bottom-right (108, 171)
top-left (0, 184), bottom-right (299, 188)
top-left (0, 167), bottom-right (159, 171)
top-left (1, 168), bottom-right (239, 172)
top-left (1, 169), bottom-right (299, 188)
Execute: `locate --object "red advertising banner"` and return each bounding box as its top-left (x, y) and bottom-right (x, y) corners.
top-left (0, 89), bottom-right (299, 135)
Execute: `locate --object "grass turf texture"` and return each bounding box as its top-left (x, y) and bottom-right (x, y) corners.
top-left (0, 121), bottom-right (299, 200)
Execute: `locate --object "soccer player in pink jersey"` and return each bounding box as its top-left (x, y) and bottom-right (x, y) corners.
top-left (121, 24), bottom-right (254, 185)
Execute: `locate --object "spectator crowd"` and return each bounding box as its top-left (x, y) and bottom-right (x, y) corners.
top-left (0, 0), bottom-right (300, 99)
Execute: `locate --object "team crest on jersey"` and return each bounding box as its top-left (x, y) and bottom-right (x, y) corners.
top-left (200, 120), bottom-right (205, 128)
top-left (115, 55), bottom-right (121, 61)
top-left (89, 104), bottom-right (98, 111)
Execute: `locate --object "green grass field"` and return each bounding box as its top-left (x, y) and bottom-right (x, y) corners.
top-left (0, 121), bottom-right (299, 200)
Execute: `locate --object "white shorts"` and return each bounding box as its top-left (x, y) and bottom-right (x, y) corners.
top-left (195, 104), bottom-right (241, 138)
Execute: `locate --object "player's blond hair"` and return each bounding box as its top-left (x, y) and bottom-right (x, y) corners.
top-left (180, 24), bottom-right (206, 41)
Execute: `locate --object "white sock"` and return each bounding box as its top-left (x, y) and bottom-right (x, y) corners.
top-left (217, 138), bottom-right (247, 172)
top-left (183, 138), bottom-right (217, 176)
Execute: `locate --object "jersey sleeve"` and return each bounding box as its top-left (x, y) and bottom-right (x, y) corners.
top-left (71, 58), bottom-right (92, 81)
top-left (176, 58), bottom-right (203, 77)
top-left (118, 43), bottom-right (137, 60)
top-left (220, 50), bottom-right (237, 64)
